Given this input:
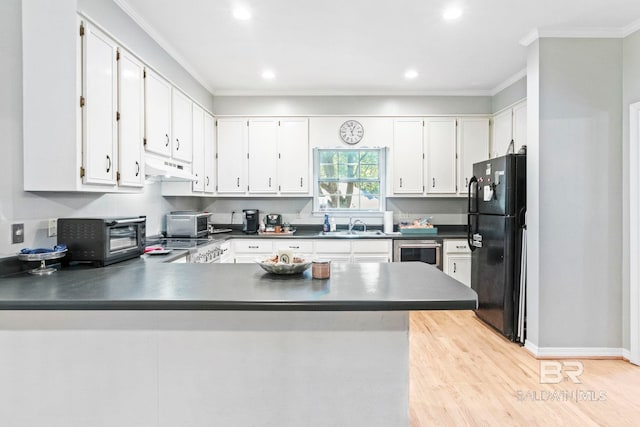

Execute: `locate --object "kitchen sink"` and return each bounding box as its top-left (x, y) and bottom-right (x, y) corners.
top-left (318, 230), bottom-right (386, 237)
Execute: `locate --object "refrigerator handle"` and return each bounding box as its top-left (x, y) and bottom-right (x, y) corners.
top-left (468, 176), bottom-right (478, 213)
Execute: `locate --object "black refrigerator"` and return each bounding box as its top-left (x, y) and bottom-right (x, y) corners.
top-left (467, 154), bottom-right (526, 342)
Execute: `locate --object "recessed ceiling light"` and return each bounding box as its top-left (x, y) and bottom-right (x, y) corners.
top-left (233, 7), bottom-right (251, 20)
top-left (404, 69), bottom-right (418, 79)
top-left (442, 7), bottom-right (462, 21)
top-left (262, 70), bottom-right (275, 80)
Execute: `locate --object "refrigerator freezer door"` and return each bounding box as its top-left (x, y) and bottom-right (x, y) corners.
top-left (471, 214), bottom-right (517, 340)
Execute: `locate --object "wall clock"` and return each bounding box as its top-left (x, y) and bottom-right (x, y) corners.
top-left (339, 120), bottom-right (364, 145)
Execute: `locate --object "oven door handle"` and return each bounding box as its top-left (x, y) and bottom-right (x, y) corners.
top-left (397, 243), bottom-right (441, 249)
top-left (107, 218), bottom-right (146, 226)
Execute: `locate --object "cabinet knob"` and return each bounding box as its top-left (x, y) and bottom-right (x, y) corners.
top-left (106, 155), bottom-right (111, 173)
top-left (135, 161), bottom-right (140, 177)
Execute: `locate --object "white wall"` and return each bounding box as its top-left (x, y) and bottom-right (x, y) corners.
top-left (529, 38), bottom-right (623, 349)
top-left (0, 0), bottom-right (208, 256)
top-left (492, 77), bottom-right (527, 114)
top-left (622, 29), bottom-right (640, 351)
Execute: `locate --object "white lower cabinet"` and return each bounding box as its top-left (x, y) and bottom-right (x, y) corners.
top-left (443, 239), bottom-right (471, 287)
top-left (230, 238), bottom-right (392, 263)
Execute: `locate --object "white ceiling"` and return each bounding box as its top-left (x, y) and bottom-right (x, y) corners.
top-left (116, 0), bottom-right (640, 95)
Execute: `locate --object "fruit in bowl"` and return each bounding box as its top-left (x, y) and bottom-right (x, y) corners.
top-left (256, 254), bottom-right (312, 275)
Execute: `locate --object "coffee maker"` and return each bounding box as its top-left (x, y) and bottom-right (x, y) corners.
top-left (242, 209), bottom-right (259, 234)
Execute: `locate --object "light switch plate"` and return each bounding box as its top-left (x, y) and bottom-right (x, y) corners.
top-left (48, 219), bottom-right (57, 237)
top-left (12, 223), bottom-right (24, 244)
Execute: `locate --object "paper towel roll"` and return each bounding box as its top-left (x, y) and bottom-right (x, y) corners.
top-left (384, 211), bottom-right (394, 234)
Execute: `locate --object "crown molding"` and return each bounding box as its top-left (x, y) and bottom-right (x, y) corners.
top-left (520, 20), bottom-right (640, 47)
top-left (490, 69), bottom-right (527, 96)
top-left (211, 89), bottom-right (493, 97)
top-left (113, 0), bottom-right (215, 94)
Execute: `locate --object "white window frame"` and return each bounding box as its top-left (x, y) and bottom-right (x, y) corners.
top-left (313, 147), bottom-right (387, 215)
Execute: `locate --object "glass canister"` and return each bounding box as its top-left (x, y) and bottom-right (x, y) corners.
top-left (312, 260), bottom-right (331, 279)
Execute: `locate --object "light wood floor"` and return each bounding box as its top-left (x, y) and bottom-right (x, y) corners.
top-left (409, 310), bottom-right (640, 426)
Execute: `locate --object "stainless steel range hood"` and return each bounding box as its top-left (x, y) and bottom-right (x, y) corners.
top-left (144, 157), bottom-right (197, 181)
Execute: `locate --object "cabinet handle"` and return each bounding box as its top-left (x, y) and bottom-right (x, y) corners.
top-left (206, 176), bottom-right (210, 186)
top-left (456, 245), bottom-right (466, 249)
top-left (135, 161), bottom-right (140, 177)
top-left (289, 246), bottom-right (299, 249)
top-left (176, 138), bottom-right (180, 150)
top-left (106, 155), bottom-right (111, 173)
top-left (248, 246), bottom-right (259, 249)
top-left (300, 177), bottom-right (303, 187)
top-left (432, 178), bottom-right (435, 188)
top-left (465, 177), bottom-right (468, 188)
top-left (236, 177), bottom-right (240, 187)
top-left (268, 177), bottom-right (272, 187)
top-left (400, 177), bottom-right (403, 188)
top-left (195, 173), bottom-right (198, 184)
top-left (453, 262), bottom-right (457, 273)
top-left (165, 134), bottom-right (169, 147)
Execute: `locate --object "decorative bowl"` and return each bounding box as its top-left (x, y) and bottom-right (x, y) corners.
top-left (256, 257), bottom-right (312, 275)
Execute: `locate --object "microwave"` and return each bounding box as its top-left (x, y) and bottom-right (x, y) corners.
top-left (57, 216), bottom-right (146, 266)
top-left (166, 211), bottom-right (210, 238)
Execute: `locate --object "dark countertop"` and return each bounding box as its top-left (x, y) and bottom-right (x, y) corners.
top-left (0, 262), bottom-right (477, 311)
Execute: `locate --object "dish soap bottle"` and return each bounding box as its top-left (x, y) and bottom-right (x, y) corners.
top-left (330, 217), bottom-right (336, 232)
top-left (323, 214), bottom-right (330, 233)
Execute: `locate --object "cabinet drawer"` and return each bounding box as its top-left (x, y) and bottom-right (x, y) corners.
top-left (234, 240), bottom-right (273, 253)
top-left (352, 240), bottom-right (391, 254)
top-left (444, 239), bottom-right (470, 254)
top-left (273, 240), bottom-right (313, 253)
top-left (314, 240), bottom-right (351, 253)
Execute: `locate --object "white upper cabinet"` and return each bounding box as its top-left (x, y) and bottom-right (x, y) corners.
top-left (81, 23), bottom-right (118, 186)
top-left (512, 101), bottom-right (527, 151)
top-left (491, 109), bottom-right (513, 158)
top-left (248, 119), bottom-right (278, 194)
top-left (278, 118), bottom-right (309, 194)
top-left (171, 89), bottom-right (193, 163)
top-left (457, 118), bottom-right (489, 195)
top-left (117, 49), bottom-right (144, 188)
top-left (217, 118), bottom-right (247, 193)
top-left (392, 119), bottom-right (424, 194)
top-left (425, 118), bottom-right (457, 194)
top-left (144, 69), bottom-right (172, 158)
top-left (191, 104), bottom-right (205, 192)
top-left (203, 113), bottom-right (216, 193)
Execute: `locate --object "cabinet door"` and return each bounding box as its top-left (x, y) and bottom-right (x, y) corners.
top-left (117, 49), bottom-right (144, 188)
top-left (392, 119), bottom-right (424, 194)
top-left (144, 69), bottom-right (172, 157)
top-left (425, 118), bottom-right (457, 194)
top-left (278, 118), bottom-right (309, 193)
top-left (248, 119), bottom-right (278, 193)
top-left (446, 256), bottom-right (471, 287)
top-left (191, 104), bottom-right (205, 192)
top-left (81, 24), bottom-right (117, 186)
top-left (203, 113), bottom-right (216, 193)
top-left (171, 89), bottom-right (193, 162)
top-left (491, 109), bottom-right (512, 158)
top-left (458, 118), bottom-right (489, 195)
top-left (217, 119), bottom-right (247, 193)
top-left (512, 101), bottom-right (527, 150)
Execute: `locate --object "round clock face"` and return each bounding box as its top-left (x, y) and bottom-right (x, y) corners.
top-left (339, 120), bottom-right (364, 145)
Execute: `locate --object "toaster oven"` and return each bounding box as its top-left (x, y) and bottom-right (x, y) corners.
top-left (57, 216), bottom-right (146, 266)
top-left (166, 211), bottom-right (210, 238)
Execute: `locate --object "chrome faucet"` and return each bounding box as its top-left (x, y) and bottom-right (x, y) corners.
top-left (348, 218), bottom-right (367, 233)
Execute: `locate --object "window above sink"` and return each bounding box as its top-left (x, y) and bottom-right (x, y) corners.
top-left (313, 148), bottom-right (387, 214)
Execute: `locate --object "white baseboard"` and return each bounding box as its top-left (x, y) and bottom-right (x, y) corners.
top-left (622, 349), bottom-right (631, 361)
top-left (524, 341), bottom-right (626, 358)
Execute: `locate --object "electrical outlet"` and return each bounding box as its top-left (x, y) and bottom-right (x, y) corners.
top-left (48, 219), bottom-right (57, 237)
top-left (12, 223), bottom-right (24, 244)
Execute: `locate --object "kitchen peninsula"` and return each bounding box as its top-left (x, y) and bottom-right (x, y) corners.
top-left (0, 261), bottom-right (476, 427)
